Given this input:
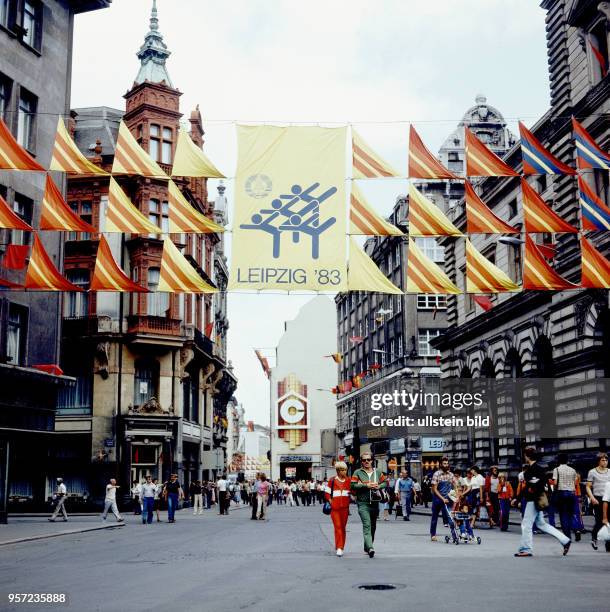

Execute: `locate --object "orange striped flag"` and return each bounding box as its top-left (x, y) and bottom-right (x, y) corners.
top-left (49, 117), bottom-right (108, 175)
top-left (465, 127), bottom-right (518, 177)
top-left (465, 181), bottom-right (518, 234)
top-left (408, 183), bottom-right (462, 236)
top-left (523, 234), bottom-right (578, 290)
top-left (408, 125), bottom-right (459, 179)
top-left (349, 183), bottom-right (402, 235)
top-left (406, 238), bottom-right (460, 294)
top-left (105, 178), bottom-right (161, 234)
top-left (111, 121), bottom-right (168, 178)
top-left (465, 239), bottom-right (520, 293)
top-left (158, 237), bottom-right (217, 293)
top-left (90, 235), bottom-right (148, 292)
top-left (0, 194), bottom-right (33, 230)
top-left (25, 233), bottom-right (82, 291)
top-left (352, 129), bottom-right (400, 178)
top-left (580, 237), bottom-right (610, 289)
top-left (168, 180), bottom-right (224, 233)
top-left (0, 118), bottom-right (45, 171)
top-left (40, 175), bottom-right (97, 232)
top-left (521, 178), bottom-right (577, 233)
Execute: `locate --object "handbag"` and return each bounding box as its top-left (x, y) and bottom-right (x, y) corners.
top-left (370, 469), bottom-right (389, 503)
top-left (322, 478), bottom-right (334, 515)
top-left (535, 491), bottom-right (549, 511)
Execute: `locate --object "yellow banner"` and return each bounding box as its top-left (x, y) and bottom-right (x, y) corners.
top-left (229, 125), bottom-right (347, 291)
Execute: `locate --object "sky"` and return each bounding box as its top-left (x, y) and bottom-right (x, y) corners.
top-left (71, 0), bottom-right (551, 426)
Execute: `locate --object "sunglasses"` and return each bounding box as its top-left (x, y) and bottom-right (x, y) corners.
top-left (362, 458), bottom-right (372, 462)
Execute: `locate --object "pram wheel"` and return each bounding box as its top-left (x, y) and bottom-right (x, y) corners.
top-left (477, 537), bottom-right (482, 545)
top-left (444, 535), bottom-right (450, 543)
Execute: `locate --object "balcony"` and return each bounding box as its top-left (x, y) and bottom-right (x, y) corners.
top-left (62, 315), bottom-right (115, 337)
top-left (127, 315), bottom-right (182, 337)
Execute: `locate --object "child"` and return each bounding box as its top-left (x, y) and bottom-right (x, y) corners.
top-left (453, 498), bottom-right (475, 541)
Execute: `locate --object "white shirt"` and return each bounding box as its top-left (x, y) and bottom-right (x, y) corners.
top-left (413, 482), bottom-right (421, 492)
top-left (217, 479), bottom-right (227, 492)
top-left (132, 484), bottom-right (142, 497)
top-left (603, 481), bottom-right (610, 504)
top-left (105, 484), bottom-right (117, 502)
top-left (141, 483), bottom-right (156, 498)
top-left (153, 484), bottom-right (162, 499)
top-left (472, 474), bottom-right (485, 490)
top-left (57, 483), bottom-right (67, 496)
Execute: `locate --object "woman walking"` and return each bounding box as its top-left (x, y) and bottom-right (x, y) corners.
top-left (351, 452), bottom-right (387, 558)
top-left (325, 462), bottom-right (351, 557)
top-left (497, 472), bottom-right (513, 531)
top-left (586, 452), bottom-right (610, 551)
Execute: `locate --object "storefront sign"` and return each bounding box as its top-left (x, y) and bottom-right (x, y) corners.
top-left (421, 437), bottom-right (446, 452)
top-left (279, 455), bottom-right (313, 463)
top-left (389, 438), bottom-right (406, 454)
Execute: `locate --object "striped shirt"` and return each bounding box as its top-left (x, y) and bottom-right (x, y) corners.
top-left (553, 464), bottom-right (577, 491)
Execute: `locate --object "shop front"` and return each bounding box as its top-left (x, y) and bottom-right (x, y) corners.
top-left (279, 454), bottom-right (315, 481)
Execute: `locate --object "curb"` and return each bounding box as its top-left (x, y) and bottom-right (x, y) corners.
top-left (0, 522), bottom-right (125, 547)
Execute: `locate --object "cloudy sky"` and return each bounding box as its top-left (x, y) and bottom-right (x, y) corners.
top-left (71, 0), bottom-right (550, 425)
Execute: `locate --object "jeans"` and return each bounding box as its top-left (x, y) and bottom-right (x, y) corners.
top-left (518, 501), bottom-right (570, 553)
top-left (400, 491), bottom-right (412, 518)
top-left (571, 495), bottom-right (584, 532)
top-left (357, 501), bottom-right (379, 551)
top-left (102, 499), bottom-right (122, 521)
top-left (499, 498), bottom-right (511, 531)
top-left (167, 493), bottom-right (178, 521)
top-left (555, 490), bottom-right (576, 539)
top-left (142, 496), bottom-right (154, 524)
top-left (430, 497), bottom-right (454, 536)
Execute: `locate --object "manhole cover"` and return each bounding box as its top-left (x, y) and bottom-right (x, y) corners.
top-left (357, 584), bottom-right (398, 591)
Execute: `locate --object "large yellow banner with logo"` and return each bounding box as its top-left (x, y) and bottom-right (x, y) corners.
top-left (229, 125), bottom-right (347, 291)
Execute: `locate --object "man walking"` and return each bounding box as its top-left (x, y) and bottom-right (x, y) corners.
top-left (152, 478), bottom-right (162, 522)
top-left (553, 453), bottom-right (578, 541)
top-left (163, 474), bottom-right (183, 523)
top-left (131, 480), bottom-right (142, 515)
top-left (140, 475), bottom-right (156, 524)
top-left (216, 474), bottom-right (228, 515)
top-left (101, 479), bottom-right (124, 522)
top-left (430, 458), bottom-right (457, 541)
top-left (395, 470), bottom-right (415, 521)
top-left (49, 478), bottom-right (68, 522)
top-left (190, 480), bottom-right (203, 515)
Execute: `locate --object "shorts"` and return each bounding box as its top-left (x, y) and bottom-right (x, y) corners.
top-left (153, 499), bottom-right (160, 510)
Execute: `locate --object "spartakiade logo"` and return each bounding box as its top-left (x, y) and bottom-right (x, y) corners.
top-left (245, 174), bottom-right (273, 199)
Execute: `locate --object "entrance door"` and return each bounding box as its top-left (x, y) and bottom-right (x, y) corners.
top-left (131, 443), bottom-right (161, 483)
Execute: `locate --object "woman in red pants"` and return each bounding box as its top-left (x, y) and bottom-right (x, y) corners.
top-left (325, 461), bottom-right (351, 557)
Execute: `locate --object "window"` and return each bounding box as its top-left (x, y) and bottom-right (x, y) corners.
top-left (397, 335), bottom-right (403, 358)
top-left (508, 198), bottom-right (518, 219)
top-left (147, 267), bottom-right (170, 316)
top-left (10, 193), bottom-right (32, 245)
top-left (508, 243), bottom-right (523, 284)
top-left (134, 359), bottom-right (159, 406)
top-left (183, 368), bottom-right (199, 423)
top-left (461, 266), bottom-right (474, 314)
top-left (22, 1), bottom-right (42, 51)
top-left (162, 127), bottom-right (172, 164)
top-left (67, 200), bottom-right (93, 240)
top-left (0, 73), bottom-right (11, 121)
top-left (447, 151), bottom-right (463, 173)
top-left (149, 124), bottom-right (173, 164)
top-left (594, 169), bottom-right (610, 207)
top-left (17, 88), bottom-right (36, 150)
top-left (64, 269), bottom-right (89, 317)
top-left (395, 294), bottom-right (402, 313)
top-left (415, 237), bottom-right (444, 262)
top-left (6, 303), bottom-right (27, 365)
top-left (418, 329), bottom-right (441, 357)
top-left (148, 199), bottom-right (169, 233)
top-left (588, 20), bottom-right (609, 85)
top-left (0, 0), bottom-right (8, 27)
top-left (57, 372), bottom-right (92, 415)
top-left (149, 124), bottom-right (160, 161)
top-left (394, 243), bottom-right (401, 268)
top-left (536, 174), bottom-right (548, 194)
top-left (417, 294), bottom-right (447, 309)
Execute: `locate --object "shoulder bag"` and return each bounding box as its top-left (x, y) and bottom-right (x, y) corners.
top-left (322, 478), bottom-right (334, 515)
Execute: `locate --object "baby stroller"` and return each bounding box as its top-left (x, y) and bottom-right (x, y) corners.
top-left (445, 499), bottom-right (482, 545)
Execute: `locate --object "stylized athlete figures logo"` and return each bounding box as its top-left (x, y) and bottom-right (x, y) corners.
top-left (240, 182), bottom-right (337, 259)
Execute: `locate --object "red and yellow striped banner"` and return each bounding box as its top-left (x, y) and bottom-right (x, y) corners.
top-left (90, 235), bottom-right (148, 292)
top-left (406, 238), bottom-right (460, 294)
top-left (465, 181), bottom-right (518, 234)
top-left (352, 129), bottom-right (400, 178)
top-left (111, 121), bottom-right (168, 178)
top-left (0, 194), bottom-right (33, 230)
top-left (106, 178), bottom-right (161, 234)
top-left (40, 175), bottom-right (97, 232)
top-left (581, 236), bottom-right (610, 289)
top-left (25, 233), bottom-right (82, 291)
top-left (523, 234), bottom-right (579, 290)
top-left (168, 180), bottom-right (224, 233)
top-left (349, 183), bottom-right (402, 235)
top-left (466, 238), bottom-right (520, 293)
top-left (171, 128), bottom-right (225, 178)
top-left (0, 118), bottom-right (45, 171)
top-left (49, 117), bottom-right (108, 175)
top-left (408, 183), bottom-right (462, 236)
top-left (521, 178), bottom-right (577, 233)
top-left (465, 127), bottom-right (518, 177)
top-left (158, 237), bottom-right (217, 293)
top-left (408, 125), bottom-right (458, 179)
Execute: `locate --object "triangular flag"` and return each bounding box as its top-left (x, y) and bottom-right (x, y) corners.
top-left (581, 237), bottom-right (610, 289)
top-left (572, 118), bottom-right (610, 170)
top-left (40, 175), bottom-right (97, 233)
top-left (168, 180), bottom-right (224, 233)
top-left (90, 235), bottom-right (148, 292)
top-left (105, 178), bottom-right (162, 234)
top-left (406, 238), bottom-right (460, 294)
top-left (25, 234), bottom-right (82, 291)
top-left (255, 349), bottom-right (271, 378)
top-left (347, 237), bottom-right (402, 294)
top-left (2, 244), bottom-right (29, 270)
top-left (0, 117), bottom-right (45, 171)
top-left (521, 178), bottom-right (577, 233)
top-left (537, 243), bottom-right (557, 260)
top-left (0, 194), bottom-right (33, 230)
top-left (158, 236), bottom-right (217, 293)
top-left (474, 295), bottom-right (494, 312)
top-left (349, 183), bottom-right (402, 235)
top-left (111, 121), bottom-right (168, 178)
top-left (465, 238), bottom-right (520, 293)
top-left (352, 129), bottom-right (400, 178)
top-left (408, 183), bottom-right (462, 236)
top-left (408, 125), bottom-right (459, 179)
top-left (49, 117), bottom-right (108, 175)
top-left (578, 176), bottom-right (610, 230)
top-left (523, 234), bottom-right (579, 290)
top-left (171, 128), bottom-right (225, 178)
top-left (465, 127), bottom-right (518, 177)
top-left (518, 122), bottom-right (575, 176)
top-left (0, 277), bottom-right (23, 290)
top-left (465, 181), bottom-right (518, 234)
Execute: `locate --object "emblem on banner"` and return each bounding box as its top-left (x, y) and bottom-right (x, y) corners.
top-left (245, 174), bottom-right (273, 199)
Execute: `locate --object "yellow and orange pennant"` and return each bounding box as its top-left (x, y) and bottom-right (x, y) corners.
top-left (158, 237), bottom-right (217, 293)
top-left (111, 121), bottom-right (168, 178)
top-left (324, 353), bottom-right (343, 363)
top-left (25, 233), bottom-right (82, 291)
top-left (408, 183), bottom-right (462, 236)
top-left (348, 237), bottom-right (403, 294)
top-left (168, 180), bottom-right (224, 233)
top-left (349, 183), bottom-right (402, 235)
top-left (40, 175), bottom-right (97, 233)
top-left (0, 118), bottom-right (45, 171)
top-left (465, 181), bottom-right (518, 234)
top-left (0, 194), bottom-right (33, 230)
top-left (465, 127), bottom-right (518, 177)
top-left (408, 125), bottom-right (459, 179)
top-left (90, 235), bottom-right (148, 292)
top-left (105, 178), bottom-right (161, 234)
top-left (171, 128), bottom-right (225, 178)
top-left (521, 178), bottom-right (577, 233)
top-left (580, 237), bottom-right (610, 289)
top-left (352, 129), bottom-right (400, 179)
top-left (406, 238), bottom-right (460, 294)
top-left (523, 234), bottom-right (579, 291)
top-left (466, 239), bottom-right (520, 293)
top-left (49, 117), bottom-right (108, 175)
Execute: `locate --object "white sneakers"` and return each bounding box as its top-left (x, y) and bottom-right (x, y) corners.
top-left (336, 548), bottom-right (343, 557)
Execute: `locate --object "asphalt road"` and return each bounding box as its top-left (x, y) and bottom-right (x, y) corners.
top-left (0, 503), bottom-right (607, 612)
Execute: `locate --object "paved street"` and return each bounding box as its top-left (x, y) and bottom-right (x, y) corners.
top-left (0, 503), bottom-right (606, 612)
